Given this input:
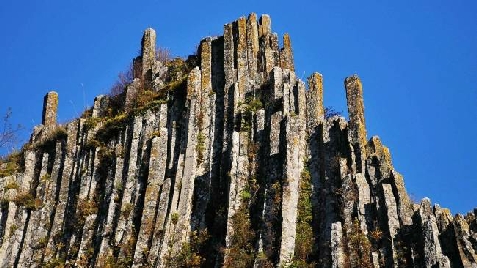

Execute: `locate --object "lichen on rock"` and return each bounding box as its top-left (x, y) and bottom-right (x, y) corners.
top-left (0, 13), bottom-right (475, 268)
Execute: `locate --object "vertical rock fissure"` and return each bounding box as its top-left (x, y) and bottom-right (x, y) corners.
top-left (1, 13), bottom-right (476, 268)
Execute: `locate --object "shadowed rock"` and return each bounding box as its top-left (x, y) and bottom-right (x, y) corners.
top-left (0, 13), bottom-right (475, 268)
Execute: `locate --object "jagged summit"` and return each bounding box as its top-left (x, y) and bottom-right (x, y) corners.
top-left (0, 13), bottom-right (476, 267)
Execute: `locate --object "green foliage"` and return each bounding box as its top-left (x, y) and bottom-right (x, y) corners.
top-left (0, 150), bottom-right (22, 177)
top-left (35, 126), bottom-right (67, 152)
top-left (345, 218), bottom-right (372, 268)
top-left (292, 166), bottom-right (315, 267)
top-left (9, 224), bottom-right (18, 237)
top-left (75, 52), bottom-right (195, 152)
top-left (117, 234), bottom-right (137, 267)
top-left (240, 189), bottom-right (252, 201)
top-left (133, 90), bottom-right (163, 112)
top-left (43, 257), bottom-right (66, 268)
top-left (161, 77), bottom-right (187, 96)
top-left (95, 113), bottom-right (130, 144)
top-left (12, 191), bottom-right (42, 210)
top-left (77, 245), bottom-right (95, 267)
top-left (97, 147), bottom-right (114, 180)
top-left (115, 181), bottom-right (123, 192)
top-left (238, 96), bottom-right (263, 133)
top-left (121, 203), bottom-right (134, 218)
top-left (3, 180), bottom-right (19, 190)
top-left (254, 251), bottom-right (274, 268)
top-left (224, 204), bottom-right (255, 268)
top-left (38, 236), bottom-right (48, 248)
top-left (166, 229), bottom-right (210, 268)
top-left (83, 117), bottom-right (101, 131)
top-left (84, 138), bottom-right (102, 151)
top-left (171, 212), bottom-right (179, 225)
top-left (166, 58), bottom-right (187, 82)
top-left (76, 199), bottom-right (98, 226)
top-left (150, 130), bottom-right (161, 138)
top-left (96, 254), bottom-right (119, 268)
top-left (195, 132), bottom-right (206, 166)
top-left (239, 96), bottom-right (263, 113)
top-left (106, 92), bottom-right (126, 117)
top-left (137, 99), bottom-right (168, 115)
top-left (40, 173), bottom-right (51, 182)
top-left (0, 160), bottom-right (19, 178)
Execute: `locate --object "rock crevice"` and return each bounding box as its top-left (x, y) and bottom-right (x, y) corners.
top-left (0, 13), bottom-right (475, 268)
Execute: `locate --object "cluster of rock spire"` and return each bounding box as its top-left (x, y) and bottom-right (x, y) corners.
top-left (0, 13), bottom-right (476, 268)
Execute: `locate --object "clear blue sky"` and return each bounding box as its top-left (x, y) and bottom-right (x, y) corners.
top-left (1, 1), bottom-right (476, 214)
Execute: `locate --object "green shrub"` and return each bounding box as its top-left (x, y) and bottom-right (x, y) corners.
top-left (9, 224), bottom-right (18, 237)
top-left (38, 236), bottom-right (48, 248)
top-left (223, 204), bottom-right (255, 268)
top-left (36, 126), bottom-right (68, 151)
top-left (12, 191), bottom-right (42, 210)
top-left (165, 58), bottom-right (189, 83)
top-left (345, 218), bottom-right (372, 268)
top-left (0, 151), bottom-right (22, 177)
top-left (292, 166), bottom-right (315, 266)
top-left (4, 180), bottom-right (19, 190)
top-left (165, 229), bottom-right (210, 268)
top-left (95, 113), bottom-right (130, 143)
top-left (83, 117), bottom-right (101, 130)
top-left (43, 257), bottom-right (66, 268)
top-left (196, 132), bottom-right (206, 166)
top-left (240, 189), bottom-right (251, 201)
top-left (76, 199), bottom-right (98, 225)
top-left (40, 173), bottom-right (51, 182)
top-left (171, 213), bottom-right (179, 225)
top-left (121, 203), bottom-right (134, 218)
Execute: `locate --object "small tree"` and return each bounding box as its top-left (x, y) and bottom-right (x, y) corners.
top-left (324, 106), bottom-right (342, 119)
top-left (0, 108), bottom-right (22, 154)
top-left (108, 64), bottom-right (134, 97)
top-left (156, 47), bottom-right (171, 63)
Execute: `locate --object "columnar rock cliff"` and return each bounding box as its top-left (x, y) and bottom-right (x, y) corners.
top-left (1, 13), bottom-right (476, 268)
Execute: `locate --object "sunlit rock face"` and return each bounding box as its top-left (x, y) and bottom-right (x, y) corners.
top-left (0, 13), bottom-right (475, 268)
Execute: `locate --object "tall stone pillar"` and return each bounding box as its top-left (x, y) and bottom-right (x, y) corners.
top-left (92, 95), bottom-right (109, 118)
top-left (345, 75), bottom-right (367, 172)
top-left (280, 33), bottom-right (294, 72)
top-left (345, 75), bottom-right (367, 145)
top-left (246, 13), bottom-right (259, 80)
top-left (42, 91), bottom-right (58, 128)
top-left (139, 28), bottom-right (156, 89)
top-left (200, 38), bottom-right (212, 95)
top-left (306, 72), bottom-right (324, 128)
top-left (258, 14), bottom-right (271, 37)
top-left (236, 17), bottom-right (248, 97)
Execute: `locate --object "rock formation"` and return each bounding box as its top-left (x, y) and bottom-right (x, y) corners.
top-left (0, 13), bottom-right (476, 268)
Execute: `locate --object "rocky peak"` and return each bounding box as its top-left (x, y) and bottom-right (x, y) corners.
top-left (0, 13), bottom-right (475, 268)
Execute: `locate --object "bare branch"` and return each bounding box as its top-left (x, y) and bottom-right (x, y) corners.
top-left (0, 108), bottom-right (23, 152)
top-left (156, 47), bottom-right (171, 63)
top-left (108, 64), bottom-right (134, 97)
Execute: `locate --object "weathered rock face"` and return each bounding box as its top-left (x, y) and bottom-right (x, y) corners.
top-left (42, 91), bottom-right (58, 128)
top-left (1, 13), bottom-right (476, 268)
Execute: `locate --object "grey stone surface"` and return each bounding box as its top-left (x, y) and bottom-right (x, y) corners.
top-left (0, 13), bottom-right (475, 268)
top-left (42, 91), bottom-right (58, 128)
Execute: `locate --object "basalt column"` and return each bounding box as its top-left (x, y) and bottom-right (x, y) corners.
top-left (42, 91), bottom-right (58, 128)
